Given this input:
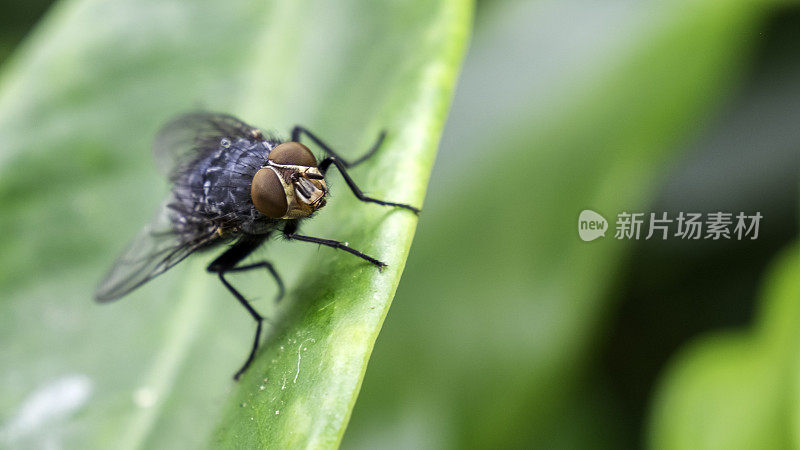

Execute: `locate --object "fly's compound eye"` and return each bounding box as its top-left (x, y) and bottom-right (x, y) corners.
top-left (269, 142), bottom-right (317, 167)
top-left (251, 168), bottom-right (288, 218)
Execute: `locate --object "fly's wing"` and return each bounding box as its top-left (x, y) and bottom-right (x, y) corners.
top-left (97, 112), bottom-right (260, 301)
top-left (153, 112), bottom-right (264, 178)
top-left (94, 201), bottom-right (220, 302)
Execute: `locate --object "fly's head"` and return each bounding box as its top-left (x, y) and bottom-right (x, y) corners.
top-left (251, 142), bottom-right (328, 219)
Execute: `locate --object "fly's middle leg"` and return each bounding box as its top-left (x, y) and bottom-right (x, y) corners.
top-left (207, 234), bottom-right (282, 380)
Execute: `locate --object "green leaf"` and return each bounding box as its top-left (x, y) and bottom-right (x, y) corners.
top-left (0, 0), bottom-right (471, 448)
top-left (647, 244), bottom-right (800, 450)
top-left (342, 1), bottom-right (768, 448)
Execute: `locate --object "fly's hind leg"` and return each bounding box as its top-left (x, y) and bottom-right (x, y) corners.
top-left (220, 261), bottom-right (285, 303)
top-left (207, 234), bottom-right (283, 380)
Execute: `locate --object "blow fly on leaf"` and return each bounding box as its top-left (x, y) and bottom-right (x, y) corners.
top-left (94, 113), bottom-right (419, 379)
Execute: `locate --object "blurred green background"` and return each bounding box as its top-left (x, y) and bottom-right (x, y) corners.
top-left (2, 0), bottom-right (799, 449)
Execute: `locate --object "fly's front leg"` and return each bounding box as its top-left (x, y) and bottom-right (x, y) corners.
top-left (291, 126), bottom-right (386, 168)
top-left (282, 220), bottom-right (386, 268)
top-left (318, 156), bottom-right (420, 214)
top-left (291, 126), bottom-right (420, 213)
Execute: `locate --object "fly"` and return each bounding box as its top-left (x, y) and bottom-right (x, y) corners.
top-left (94, 112), bottom-right (419, 380)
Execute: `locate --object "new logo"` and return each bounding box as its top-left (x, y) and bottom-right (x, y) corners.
top-left (578, 209), bottom-right (607, 241)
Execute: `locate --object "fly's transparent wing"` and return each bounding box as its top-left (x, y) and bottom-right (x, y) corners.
top-left (94, 201), bottom-right (220, 302)
top-left (153, 112), bottom-right (264, 178)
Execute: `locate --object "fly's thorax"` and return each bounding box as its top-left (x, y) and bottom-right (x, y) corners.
top-left (250, 142), bottom-right (328, 219)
